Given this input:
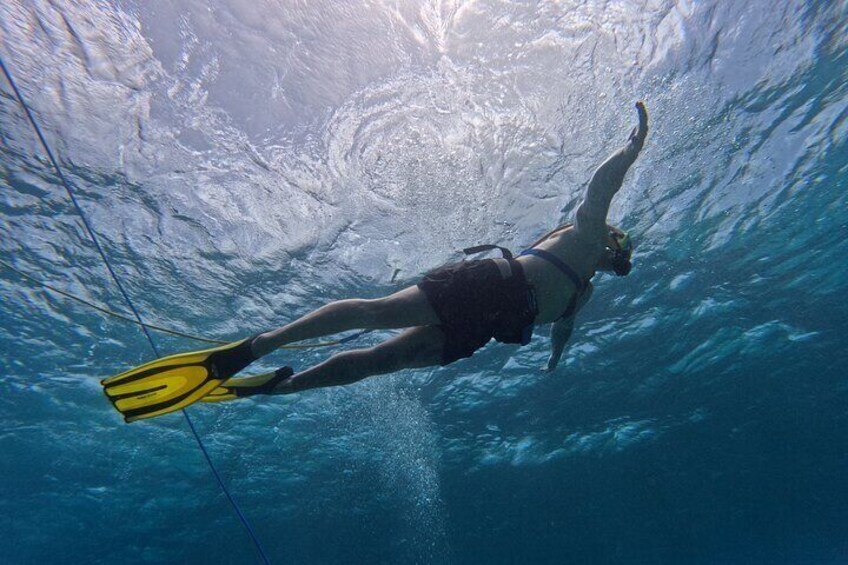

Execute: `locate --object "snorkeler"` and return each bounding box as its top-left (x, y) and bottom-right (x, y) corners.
top-left (102, 102), bottom-right (648, 422)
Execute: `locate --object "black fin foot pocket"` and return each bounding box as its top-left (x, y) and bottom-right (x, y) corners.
top-left (208, 335), bottom-right (259, 380)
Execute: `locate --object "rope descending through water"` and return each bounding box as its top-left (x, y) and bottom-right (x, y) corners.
top-left (0, 55), bottom-right (271, 565)
top-left (0, 258), bottom-right (371, 348)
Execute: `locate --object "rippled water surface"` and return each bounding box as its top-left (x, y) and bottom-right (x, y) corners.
top-left (2, 1), bottom-right (847, 563)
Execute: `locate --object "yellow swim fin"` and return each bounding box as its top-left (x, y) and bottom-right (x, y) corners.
top-left (201, 367), bottom-right (293, 403)
top-left (101, 336), bottom-right (257, 423)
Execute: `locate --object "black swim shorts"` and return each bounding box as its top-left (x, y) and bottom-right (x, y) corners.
top-left (417, 258), bottom-right (538, 365)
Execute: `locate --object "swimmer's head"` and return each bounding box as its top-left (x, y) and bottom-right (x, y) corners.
top-left (603, 225), bottom-right (633, 276)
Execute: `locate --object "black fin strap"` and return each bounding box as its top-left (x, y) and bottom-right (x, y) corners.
top-left (462, 244), bottom-right (514, 260)
top-left (237, 367), bottom-right (293, 397)
top-left (207, 335), bottom-right (258, 380)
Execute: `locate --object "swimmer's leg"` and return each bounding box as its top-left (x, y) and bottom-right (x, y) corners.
top-left (270, 326), bottom-right (445, 393)
top-left (575, 102), bottom-right (649, 240)
top-left (251, 286), bottom-right (439, 357)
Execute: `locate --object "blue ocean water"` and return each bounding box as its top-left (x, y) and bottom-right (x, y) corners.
top-left (1, 1), bottom-right (847, 563)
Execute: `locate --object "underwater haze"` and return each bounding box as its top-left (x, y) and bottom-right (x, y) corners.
top-left (1, 0), bottom-right (847, 563)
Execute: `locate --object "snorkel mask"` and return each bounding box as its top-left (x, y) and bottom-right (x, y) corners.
top-left (606, 225), bottom-right (633, 277)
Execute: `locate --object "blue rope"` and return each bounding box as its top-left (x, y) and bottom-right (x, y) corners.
top-left (338, 329), bottom-right (373, 343)
top-left (1, 55), bottom-right (271, 565)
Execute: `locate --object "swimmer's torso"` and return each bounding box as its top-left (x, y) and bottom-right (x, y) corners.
top-left (517, 225), bottom-right (605, 324)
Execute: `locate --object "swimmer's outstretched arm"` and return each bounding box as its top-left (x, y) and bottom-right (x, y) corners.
top-left (574, 102), bottom-right (648, 241)
top-left (545, 281), bottom-right (593, 372)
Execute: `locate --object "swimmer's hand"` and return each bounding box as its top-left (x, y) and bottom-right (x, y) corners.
top-left (629, 101), bottom-right (649, 150)
top-left (546, 320), bottom-right (572, 373)
top-left (542, 356), bottom-right (560, 373)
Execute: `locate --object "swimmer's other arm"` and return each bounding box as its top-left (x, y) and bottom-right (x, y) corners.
top-left (545, 318), bottom-right (574, 372)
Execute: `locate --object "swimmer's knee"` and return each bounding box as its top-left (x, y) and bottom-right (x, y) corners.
top-left (323, 344), bottom-right (403, 378)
